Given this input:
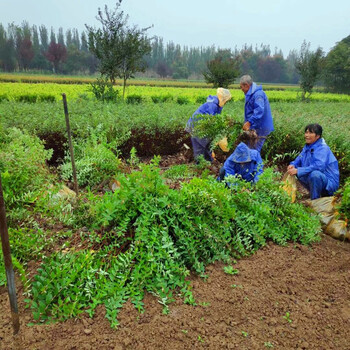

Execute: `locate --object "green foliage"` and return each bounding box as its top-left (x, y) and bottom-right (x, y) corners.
top-left (203, 50), bottom-right (240, 88)
top-left (0, 94), bottom-right (9, 102)
top-left (0, 128), bottom-right (53, 211)
top-left (85, 1), bottom-right (152, 97)
top-left (60, 129), bottom-right (121, 187)
top-left (15, 94), bottom-right (38, 103)
top-left (336, 178), bottom-right (350, 221)
top-left (27, 162), bottom-right (321, 326)
top-left (89, 77), bottom-right (119, 102)
top-left (151, 94), bottom-right (173, 103)
top-left (38, 94), bottom-right (56, 103)
top-left (324, 35), bottom-right (350, 94)
top-left (126, 94), bottom-right (143, 104)
top-left (295, 41), bottom-right (324, 100)
top-left (192, 112), bottom-right (242, 151)
top-left (176, 96), bottom-right (190, 105)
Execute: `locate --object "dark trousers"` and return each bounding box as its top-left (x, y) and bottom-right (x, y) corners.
top-left (191, 137), bottom-right (213, 162)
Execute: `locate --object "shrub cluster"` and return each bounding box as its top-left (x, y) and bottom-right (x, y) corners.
top-left (27, 161), bottom-right (321, 326)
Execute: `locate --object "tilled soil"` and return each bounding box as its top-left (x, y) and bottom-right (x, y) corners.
top-left (1, 234), bottom-right (350, 350)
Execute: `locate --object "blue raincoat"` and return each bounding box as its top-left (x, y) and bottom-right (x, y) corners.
top-left (244, 83), bottom-right (274, 137)
top-left (186, 95), bottom-right (223, 161)
top-left (290, 138), bottom-right (339, 195)
top-left (221, 142), bottom-right (263, 184)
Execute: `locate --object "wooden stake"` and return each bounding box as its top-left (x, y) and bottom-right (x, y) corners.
top-left (0, 174), bottom-right (20, 334)
top-left (62, 93), bottom-right (79, 195)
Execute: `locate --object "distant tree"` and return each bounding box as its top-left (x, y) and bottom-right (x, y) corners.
top-left (323, 35), bottom-right (350, 94)
top-left (44, 41), bottom-right (67, 73)
top-left (18, 37), bottom-right (34, 70)
top-left (39, 25), bottom-right (49, 51)
top-left (86, 0), bottom-right (152, 97)
top-left (156, 60), bottom-right (172, 78)
top-left (295, 41), bottom-right (324, 100)
top-left (203, 49), bottom-right (240, 88)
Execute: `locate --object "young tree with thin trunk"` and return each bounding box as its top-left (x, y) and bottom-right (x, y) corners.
top-left (295, 41), bottom-right (324, 100)
top-left (85, 0), bottom-right (152, 97)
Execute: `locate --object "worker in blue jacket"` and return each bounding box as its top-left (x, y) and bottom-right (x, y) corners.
top-left (186, 88), bottom-right (231, 162)
top-left (240, 75), bottom-right (274, 152)
top-left (287, 123), bottom-right (339, 200)
top-left (218, 130), bottom-right (263, 185)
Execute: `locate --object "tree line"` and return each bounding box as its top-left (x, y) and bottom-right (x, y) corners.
top-left (0, 19), bottom-right (349, 93)
top-left (0, 20), bottom-right (299, 83)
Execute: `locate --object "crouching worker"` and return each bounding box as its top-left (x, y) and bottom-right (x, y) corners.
top-left (287, 123), bottom-right (339, 200)
top-left (186, 88), bottom-right (231, 162)
top-left (218, 130), bottom-right (263, 185)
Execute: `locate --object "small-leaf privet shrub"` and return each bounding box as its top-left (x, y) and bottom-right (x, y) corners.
top-left (336, 177), bottom-right (350, 221)
top-left (0, 128), bottom-right (53, 211)
top-left (193, 113), bottom-right (242, 151)
top-left (60, 130), bottom-right (121, 187)
top-left (126, 94), bottom-right (143, 104)
top-left (28, 161), bottom-right (321, 326)
top-left (89, 77), bottom-right (119, 102)
top-left (176, 96), bottom-right (190, 105)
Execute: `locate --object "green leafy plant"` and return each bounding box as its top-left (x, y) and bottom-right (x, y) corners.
top-left (283, 311), bottom-right (292, 323)
top-left (89, 77), bottom-right (119, 102)
top-left (223, 266), bottom-right (239, 275)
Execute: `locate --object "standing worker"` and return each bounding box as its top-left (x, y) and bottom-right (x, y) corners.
top-left (186, 88), bottom-right (231, 162)
top-left (287, 123), bottom-right (339, 200)
top-left (240, 75), bottom-right (274, 152)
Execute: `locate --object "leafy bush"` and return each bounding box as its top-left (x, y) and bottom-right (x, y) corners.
top-left (0, 94), bottom-right (9, 102)
top-left (337, 178), bottom-right (350, 221)
top-left (0, 128), bottom-right (53, 211)
top-left (59, 130), bottom-right (121, 187)
top-left (176, 96), bottom-right (190, 105)
top-left (15, 94), bottom-right (38, 103)
top-left (126, 94), bottom-right (143, 104)
top-left (89, 77), bottom-right (119, 102)
top-left (38, 95), bottom-right (56, 103)
top-left (28, 161), bottom-right (321, 326)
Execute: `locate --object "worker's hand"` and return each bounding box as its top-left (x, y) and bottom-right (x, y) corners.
top-left (287, 165), bottom-right (297, 176)
top-left (243, 121), bottom-right (251, 131)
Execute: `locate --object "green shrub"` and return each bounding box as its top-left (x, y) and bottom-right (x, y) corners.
top-left (28, 161), bottom-right (321, 326)
top-left (0, 128), bottom-right (53, 211)
top-left (337, 178), bottom-right (350, 221)
top-left (195, 96), bottom-right (207, 104)
top-left (176, 96), bottom-right (190, 105)
top-left (15, 94), bottom-right (38, 103)
top-left (151, 95), bottom-right (162, 103)
top-left (126, 94), bottom-right (143, 104)
top-left (89, 77), bottom-right (119, 102)
top-left (59, 131), bottom-right (121, 187)
top-left (0, 94), bottom-right (9, 102)
top-left (38, 95), bottom-right (56, 103)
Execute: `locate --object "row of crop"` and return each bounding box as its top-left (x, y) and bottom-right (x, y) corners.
top-left (1, 98), bottom-right (349, 172)
top-left (0, 127), bottom-right (323, 325)
top-left (0, 73), bottom-right (305, 90)
top-left (1, 82), bottom-right (350, 103)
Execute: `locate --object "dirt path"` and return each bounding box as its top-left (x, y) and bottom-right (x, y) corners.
top-left (1, 234), bottom-right (350, 350)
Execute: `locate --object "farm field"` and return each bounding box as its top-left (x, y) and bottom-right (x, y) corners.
top-left (0, 80), bottom-right (350, 349)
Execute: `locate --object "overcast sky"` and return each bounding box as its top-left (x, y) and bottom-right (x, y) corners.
top-left (0, 0), bottom-right (349, 57)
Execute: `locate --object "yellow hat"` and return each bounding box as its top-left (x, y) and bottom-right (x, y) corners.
top-left (217, 88), bottom-right (232, 107)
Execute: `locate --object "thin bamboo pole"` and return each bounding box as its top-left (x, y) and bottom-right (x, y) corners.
top-left (62, 93), bottom-right (79, 195)
top-left (0, 174), bottom-right (20, 334)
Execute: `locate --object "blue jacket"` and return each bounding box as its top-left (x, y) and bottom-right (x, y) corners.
top-left (290, 138), bottom-right (339, 194)
top-left (244, 83), bottom-right (274, 137)
top-left (223, 142), bottom-right (263, 183)
top-left (186, 95), bottom-right (223, 133)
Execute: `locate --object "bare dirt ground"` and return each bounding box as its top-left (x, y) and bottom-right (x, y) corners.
top-left (1, 234), bottom-right (350, 350)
